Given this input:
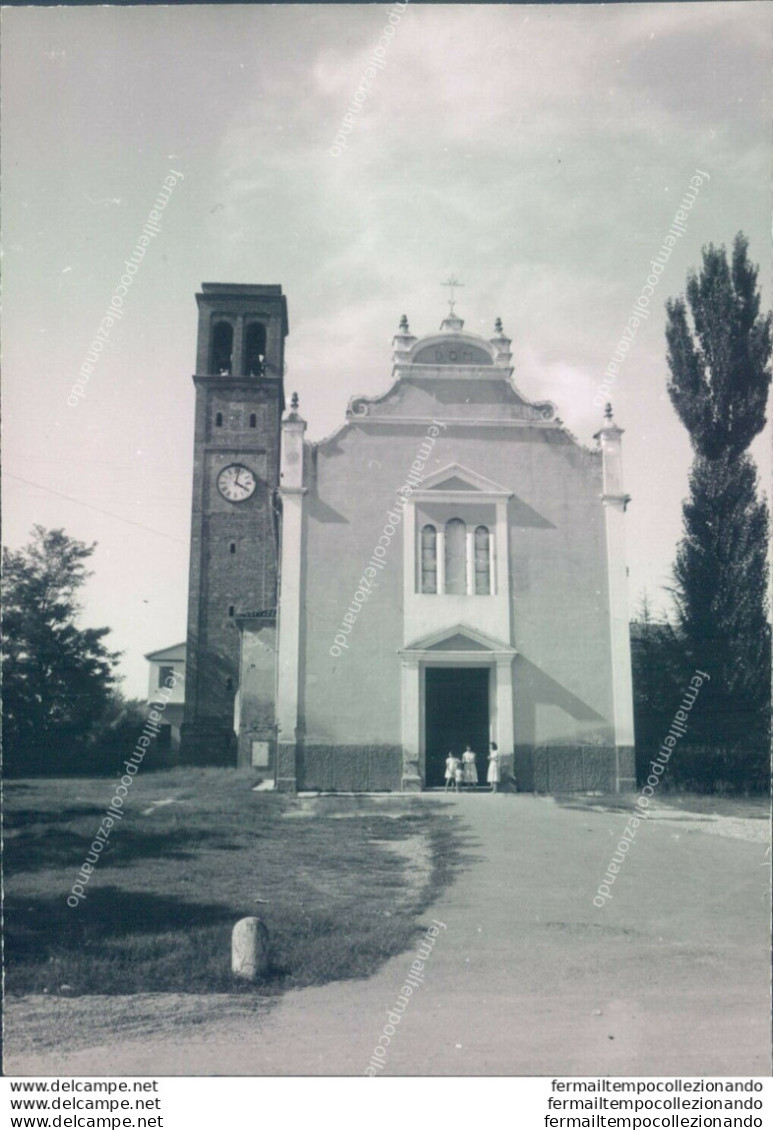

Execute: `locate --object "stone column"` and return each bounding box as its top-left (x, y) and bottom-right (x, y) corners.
top-left (404, 497), bottom-right (416, 595)
top-left (276, 396), bottom-right (306, 792)
top-left (436, 526), bottom-right (446, 594)
top-left (596, 405), bottom-right (636, 791)
top-left (466, 528), bottom-right (475, 594)
top-left (494, 498), bottom-right (509, 604)
top-left (495, 658), bottom-right (515, 763)
top-left (232, 315), bottom-right (244, 376)
top-left (401, 658), bottom-right (422, 791)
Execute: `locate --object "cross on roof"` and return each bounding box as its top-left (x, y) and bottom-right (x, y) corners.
top-left (441, 276), bottom-right (464, 314)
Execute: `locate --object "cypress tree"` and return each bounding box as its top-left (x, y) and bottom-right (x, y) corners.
top-left (664, 233), bottom-right (771, 761)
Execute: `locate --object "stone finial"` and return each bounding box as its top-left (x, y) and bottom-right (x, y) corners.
top-left (440, 311), bottom-right (465, 332)
top-left (232, 917), bottom-right (270, 981)
top-left (593, 401), bottom-right (624, 443)
top-left (490, 317), bottom-right (512, 367)
top-left (392, 313), bottom-right (416, 363)
top-left (291, 391), bottom-right (299, 412)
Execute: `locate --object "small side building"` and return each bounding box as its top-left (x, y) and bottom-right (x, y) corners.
top-left (144, 642), bottom-right (186, 753)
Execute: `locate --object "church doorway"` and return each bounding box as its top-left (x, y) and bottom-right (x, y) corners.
top-left (424, 666), bottom-right (490, 787)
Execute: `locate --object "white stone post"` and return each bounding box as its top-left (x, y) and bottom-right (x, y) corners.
top-left (232, 917), bottom-right (269, 980)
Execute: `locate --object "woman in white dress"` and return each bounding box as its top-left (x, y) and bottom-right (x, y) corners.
top-left (487, 741), bottom-right (500, 793)
top-left (461, 745), bottom-right (478, 788)
top-left (444, 752), bottom-right (459, 793)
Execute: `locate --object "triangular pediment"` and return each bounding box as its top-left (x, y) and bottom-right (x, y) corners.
top-left (402, 624), bottom-right (516, 656)
top-left (427, 632), bottom-right (490, 651)
top-left (428, 475), bottom-right (478, 492)
top-left (419, 463), bottom-right (510, 495)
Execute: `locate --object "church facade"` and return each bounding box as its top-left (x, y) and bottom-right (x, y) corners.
top-left (181, 283), bottom-right (636, 793)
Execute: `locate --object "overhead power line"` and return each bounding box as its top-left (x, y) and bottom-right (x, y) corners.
top-left (5, 473), bottom-right (187, 545)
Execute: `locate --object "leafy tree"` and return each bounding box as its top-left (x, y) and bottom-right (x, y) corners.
top-left (3, 526), bottom-right (121, 774)
top-left (630, 592), bottom-right (683, 771)
top-left (666, 233), bottom-right (770, 459)
top-left (664, 234), bottom-right (771, 756)
top-left (75, 693), bottom-right (150, 774)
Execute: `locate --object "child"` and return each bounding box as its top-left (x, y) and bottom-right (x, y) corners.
top-left (444, 752), bottom-right (460, 792)
top-left (454, 759), bottom-right (464, 792)
top-left (462, 745), bottom-right (478, 789)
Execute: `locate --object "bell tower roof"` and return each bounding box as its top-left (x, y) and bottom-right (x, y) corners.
top-left (194, 283), bottom-right (288, 402)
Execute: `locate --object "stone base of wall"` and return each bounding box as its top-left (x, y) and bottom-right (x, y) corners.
top-left (514, 745), bottom-right (635, 793)
top-left (179, 722), bottom-right (236, 766)
top-left (298, 745), bottom-right (403, 792)
top-left (276, 742), bottom-right (298, 792)
top-left (615, 745), bottom-right (636, 791)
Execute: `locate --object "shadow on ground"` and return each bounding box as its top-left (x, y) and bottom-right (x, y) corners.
top-left (5, 826), bottom-right (253, 876)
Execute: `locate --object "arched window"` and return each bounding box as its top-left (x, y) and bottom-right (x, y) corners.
top-left (244, 323), bottom-right (266, 376)
top-left (475, 526), bottom-right (491, 594)
top-left (229, 542), bottom-right (236, 555)
top-left (215, 412), bottom-right (223, 427)
top-left (445, 518), bottom-right (467, 595)
top-left (228, 605), bottom-right (235, 618)
top-left (211, 321), bottom-right (233, 374)
top-left (420, 525), bottom-right (437, 593)
top-left (249, 413), bottom-right (257, 428)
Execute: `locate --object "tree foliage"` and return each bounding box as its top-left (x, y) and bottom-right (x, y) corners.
top-left (630, 593), bottom-right (682, 758)
top-left (3, 526), bottom-right (121, 774)
top-left (662, 233), bottom-right (771, 765)
top-left (665, 233), bottom-right (771, 459)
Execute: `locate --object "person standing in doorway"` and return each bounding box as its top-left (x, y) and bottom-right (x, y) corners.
top-left (462, 745), bottom-right (478, 790)
top-left (487, 741), bottom-right (501, 793)
top-left (444, 751), bottom-right (460, 793)
top-left (454, 758), bottom-right (464, 792)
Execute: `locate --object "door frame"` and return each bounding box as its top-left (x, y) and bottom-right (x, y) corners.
top-left (423, 664), bottom-right (492, 787)
top-left (398, 627), bottom-right (516, 790)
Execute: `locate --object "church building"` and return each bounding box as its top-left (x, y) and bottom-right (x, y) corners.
top-left (181, 282), bottom-right (636, 793)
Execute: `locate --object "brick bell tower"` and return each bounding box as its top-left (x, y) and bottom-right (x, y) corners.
top-left (180, 284), bottom-right (288, 765)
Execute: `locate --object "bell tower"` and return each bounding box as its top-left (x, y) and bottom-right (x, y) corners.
top-left (180, 284), bottom-right (288, 764)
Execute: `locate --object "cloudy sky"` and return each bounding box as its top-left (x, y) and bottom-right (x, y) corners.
top-left (3, 2), bottom-right (771, 698)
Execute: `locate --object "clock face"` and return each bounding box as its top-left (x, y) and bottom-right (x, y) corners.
top-left (217, 464), bottom-right (257, 503)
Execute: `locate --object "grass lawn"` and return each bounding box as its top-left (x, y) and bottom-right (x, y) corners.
top-left (5, 769), bottom-right (462, 997)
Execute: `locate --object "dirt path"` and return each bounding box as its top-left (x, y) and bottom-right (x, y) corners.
top-left (5, 796), bottom-right (770, 1075)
